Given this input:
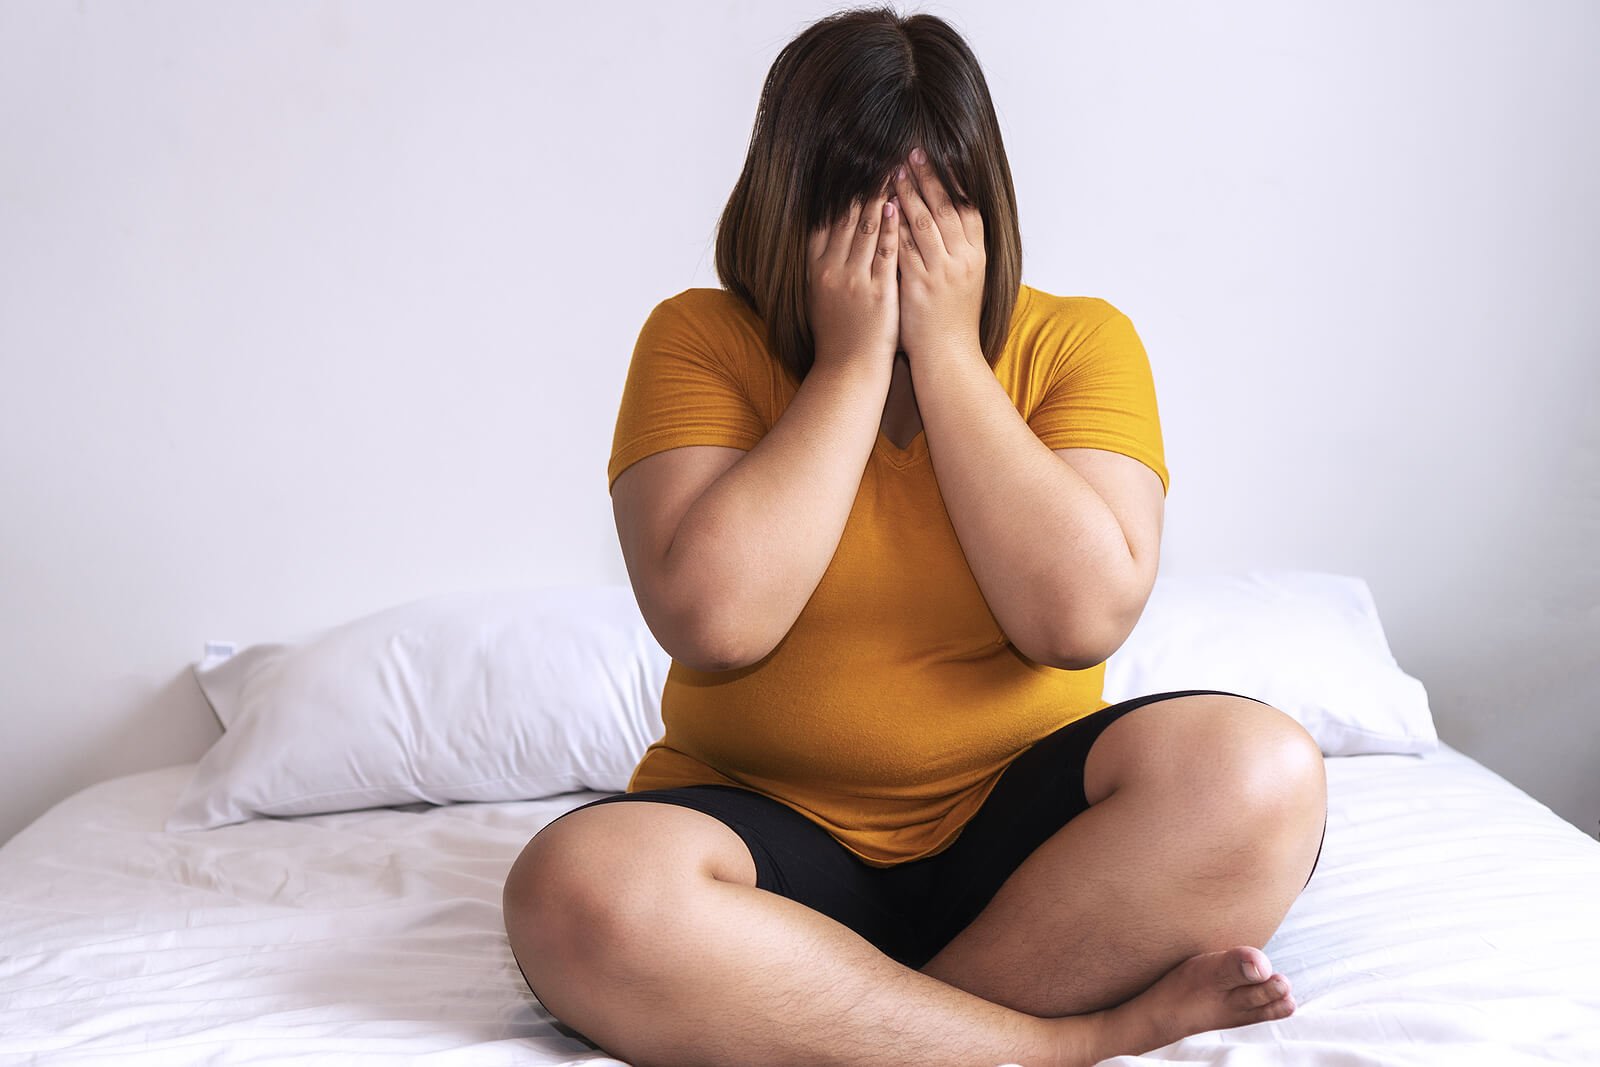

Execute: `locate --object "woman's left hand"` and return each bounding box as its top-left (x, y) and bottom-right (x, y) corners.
top-left (892, 147), bottom-right (986, 362)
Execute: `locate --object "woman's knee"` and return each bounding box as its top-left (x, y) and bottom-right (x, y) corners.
top-left (1145, 701), bottom-right (1327, 894)
top-left (508, 807), bottom-right (657, 960)
top-left (502, 802), bottom-right (757, 993)
top-left (1229, 705), bottom-right (1327, 817)
top-left (1166, 700), bottom-right (1326, 829)
top-left (1091, 694), bottom-right (1326, 817)
top-left (1221, 708), bottom-right (1328, 896)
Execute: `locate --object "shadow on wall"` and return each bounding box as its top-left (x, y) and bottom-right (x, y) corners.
top-left (121, 667), bottom-right (224, 765)
top-left (33, 670), bottom-right (219, 825)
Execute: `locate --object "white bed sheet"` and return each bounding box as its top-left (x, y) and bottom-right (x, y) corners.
top-left (1, 741), bottom-right (1598, 1065)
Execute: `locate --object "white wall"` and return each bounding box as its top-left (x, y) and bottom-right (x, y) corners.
top-left (3, 0), bottom-right (1596, 848)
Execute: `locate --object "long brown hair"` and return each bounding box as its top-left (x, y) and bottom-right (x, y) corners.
top-left (714, 5), bottom-right (1023, 384)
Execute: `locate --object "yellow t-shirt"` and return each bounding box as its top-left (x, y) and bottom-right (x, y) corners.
top-left (606, 283), bottom-right (1169, 867)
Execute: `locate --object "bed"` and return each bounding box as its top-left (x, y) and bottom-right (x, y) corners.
top-left (3, 573), bottom-right (1598, 1065)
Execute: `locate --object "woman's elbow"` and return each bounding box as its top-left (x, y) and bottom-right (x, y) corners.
top-left (650, 600), bottom-right (774, 674)
top-left (673, 636), bottom-right (765, 674)
top-left (1015, 615), bottom-right (1127, 672)
top-left (1019, 640), bottom-right (1105, 673)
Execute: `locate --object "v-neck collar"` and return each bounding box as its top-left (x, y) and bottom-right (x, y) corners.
top-left (874, 428), bottom-right (928, 469)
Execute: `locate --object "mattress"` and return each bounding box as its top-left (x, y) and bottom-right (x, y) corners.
top-left (1, 741), bottom-right (1598, 1065)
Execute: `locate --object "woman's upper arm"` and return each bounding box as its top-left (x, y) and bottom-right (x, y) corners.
top-left (1025, 301), bottom-right (1169, 664)
top-left (607, 293), bottom-right (770, 667)
top-left (610, 444), bottom-right (748, 668)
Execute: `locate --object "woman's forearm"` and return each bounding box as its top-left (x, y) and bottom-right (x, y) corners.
top-left (911, 341), bottom-right (1141, 669)
top-left (661, 354), bottom-right (891, 671)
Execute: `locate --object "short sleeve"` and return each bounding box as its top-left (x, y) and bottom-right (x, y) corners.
top-left (1026, 308), bottom-right (1170, 496)
top-left (607, 297), bottom-right (769, 492)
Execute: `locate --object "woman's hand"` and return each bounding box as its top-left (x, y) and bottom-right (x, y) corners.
top-left (806, 182), bottom-right (901, 376)
top-left (892, 148), bottom-right (985, 362)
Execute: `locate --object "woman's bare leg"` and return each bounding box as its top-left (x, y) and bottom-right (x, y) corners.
top-left (919, 695), bottom-right (1328, 1032)
top-left (503, 802), bottom-right (1290, 1067)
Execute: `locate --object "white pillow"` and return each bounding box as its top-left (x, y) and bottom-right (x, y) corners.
top-left (169, 569), bottom-right (1432, 831)
top-left (1103, 569), bottom-right (1437, 757)
top-left (166, 585), bottom-right (669, 832)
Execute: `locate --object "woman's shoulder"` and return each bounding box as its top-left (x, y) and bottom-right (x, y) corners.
top-left (651, 287), bottom-right (763, 331)
top-left (1009, 285), bottom-right (1142, 376)
top-left (1016, 283), bottom-right (1130, 333)
top-left (641, 287), bottom-right (767, 356)
top-left (637, 288), bottom-right (777, 385)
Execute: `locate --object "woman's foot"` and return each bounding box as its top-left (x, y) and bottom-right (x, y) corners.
top-left (1064, 946), bottom-right (1295, 1064)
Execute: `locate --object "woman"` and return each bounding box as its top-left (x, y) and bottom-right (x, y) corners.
top-left (504, 7), bottom-right (1328, 1065)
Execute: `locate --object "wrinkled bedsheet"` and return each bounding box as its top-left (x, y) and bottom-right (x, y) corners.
top-left (2, 742), bottom-right (1598, 1065)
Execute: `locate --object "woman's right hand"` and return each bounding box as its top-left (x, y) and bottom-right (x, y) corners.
top-left (806, 184), bottom-right (900, 377)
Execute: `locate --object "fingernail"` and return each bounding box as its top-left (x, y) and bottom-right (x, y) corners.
top-left (911, 147), bottom-right (926, 165)
top-left (896, 165), bottom-right (906, 181)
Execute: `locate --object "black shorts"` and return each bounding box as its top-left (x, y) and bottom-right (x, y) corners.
top-left (535, 689), bottom-right (1327, 972)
